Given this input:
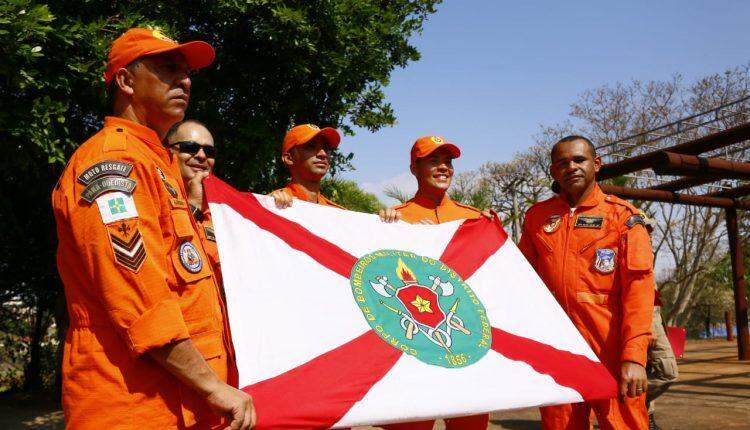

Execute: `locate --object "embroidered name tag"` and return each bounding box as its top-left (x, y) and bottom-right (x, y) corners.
top-left (575, 215), bottom-right (604, 229)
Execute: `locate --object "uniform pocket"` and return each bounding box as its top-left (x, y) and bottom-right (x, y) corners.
top-left (171, 210), bottom-right (194, 240)
top-left (191, 329), bottom-right (224, 361)
top-left (170, 243), bottom-right (211, 284)
top-left (535, 232), bottom-right (553, 252)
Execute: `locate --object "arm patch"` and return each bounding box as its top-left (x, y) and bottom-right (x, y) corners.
top-left (626, 214), bottom-right (646, 229)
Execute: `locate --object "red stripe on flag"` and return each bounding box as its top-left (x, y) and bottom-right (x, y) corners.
top-left (440, 216), bottom-right (508, 279)
top-left (205, 176), bottom-right (357, 278)
top-left (490, 327), bottom-right (617, 400)
top-left (243, 330), bottom-right (403, 430)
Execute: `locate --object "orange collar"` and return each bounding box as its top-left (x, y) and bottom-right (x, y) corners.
top-left (104, 116), bottom-right (170, 162)
top-left (409, 191), bottom-right (453, 209)
top-left (285, 182), bottom-right (319, 202)
top-left (555, 183), bottom-right (604, 211)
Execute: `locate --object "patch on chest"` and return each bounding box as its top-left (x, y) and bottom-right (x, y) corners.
top-left (594, 248), bottom-right (616, 274)
top-left (179, 241), bottom-right (203, 273)
top-left (575, 215), bottom-right (604, 229)
top-left (543, 215), bottom-right (561, 233)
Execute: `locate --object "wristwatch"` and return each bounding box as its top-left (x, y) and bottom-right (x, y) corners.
top-left (190, 204), bottom-right (204, 222)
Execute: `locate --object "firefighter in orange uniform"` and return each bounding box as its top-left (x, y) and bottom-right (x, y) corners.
top-left (269, 124), bottom-right (345, 209)
top-left (518, 135), bottom-right (654, 429)
top-left (165, 119), bottom-right (222, 285)
top-left (52, 28), bottom-right (254, 429)
top-left (379, 135), bottom-right (489, 430)
top-left (164, 119), bottom-right (239, 388)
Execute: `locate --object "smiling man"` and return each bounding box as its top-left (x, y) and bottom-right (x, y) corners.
top-left (269, 123), bottom-right (344, 209)
top-left (518, 135), bottom-right (654, 429)
top-left (378, 135), bottom-right (489, 430)
top-left (52, 28), bottom-right (253, 429)
top-left (164, 120), bottom-right (223, 283)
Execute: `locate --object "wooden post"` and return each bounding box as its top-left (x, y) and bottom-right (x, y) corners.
top-left (726, 311), bottom-right (735, 341)
top-left (726, 207), bottom-right (750, 360)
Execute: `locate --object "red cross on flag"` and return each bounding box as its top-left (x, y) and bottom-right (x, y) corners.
top-left (205, 177), bottom-right (616, 429)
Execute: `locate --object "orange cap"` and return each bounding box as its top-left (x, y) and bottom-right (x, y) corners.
top-left (410, 135), bottom-right (461, 164)
top-left (104, 28), bottom-right (215, 85)
top-left (282, 124), bottom-right (341, 154)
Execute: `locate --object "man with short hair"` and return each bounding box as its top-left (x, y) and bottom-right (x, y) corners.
top-left (52, 28), bottom-right (254, 429)
top-left (165, 119), bottom-right (222, 282)
top-left (379, 135), bottom-right (490, 430)
top-left (518, 135), bottom-right (654, 429)
top-left (269, 123), bottom-right (345, 209)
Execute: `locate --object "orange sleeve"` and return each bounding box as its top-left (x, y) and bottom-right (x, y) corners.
top-left (71, 158), bottom-right (189, 355)
top-left (517, 213), bottom-right (538, 268)
top-left (618, 222), bottom-right (655, 366)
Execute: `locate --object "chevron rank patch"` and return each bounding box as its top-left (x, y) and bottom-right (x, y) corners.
top-left (96, 192), bottom-right (138, 224)
top-left (107, 219), bottom-right (146, 272)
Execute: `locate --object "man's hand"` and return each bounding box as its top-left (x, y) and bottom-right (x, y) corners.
top-left (269, 189), bottom-right (293, 209)
top-left (379, 207), bottom-right (402, 223)
top-left (187, 171), bottom-right (209, 208)
top-left (620, 361), bottom-right (647, 399)
top-left (205, 383), bottom-right (256, 430)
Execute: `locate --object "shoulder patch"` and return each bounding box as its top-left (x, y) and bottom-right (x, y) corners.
top-left (626, 214), bottom-right (646, 229)
top-left (96, 191), bottom-right (138, 223)
top-left (81, 177), bottom-right (137, 203)
top-left (103, 128), bottom-right (127, 152)
top-left (77, 160), bottom-right (133, 185)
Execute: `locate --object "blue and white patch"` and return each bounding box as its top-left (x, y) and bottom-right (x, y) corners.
top-left (96, 191), bottom-right (138, 224)
top-left (179, 241), bottom-right (203, 273)
top-left (594, 248), bottom-right (616, 274)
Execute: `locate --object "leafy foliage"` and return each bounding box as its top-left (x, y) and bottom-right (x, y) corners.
top-left (0, 0), bottom-right (440, 391)
top-left (321, 178), bottom-right (383, 213)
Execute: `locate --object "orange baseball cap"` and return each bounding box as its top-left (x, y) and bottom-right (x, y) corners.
top-left (104, 28), bottom-right (215, 85)
top-left (410, 135), bottom-right (461, 164)
top-left (282, 124), bottom-right (341, 154)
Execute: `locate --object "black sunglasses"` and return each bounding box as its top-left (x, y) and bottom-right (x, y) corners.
top-left (169, 140), bottom-right (216, 158)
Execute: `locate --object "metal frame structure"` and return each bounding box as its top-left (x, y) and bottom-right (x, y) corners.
top-left (595, 97), bottom-right (750, 360)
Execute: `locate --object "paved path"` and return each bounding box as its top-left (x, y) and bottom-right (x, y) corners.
top-left (1, 339), bottom-right (748, 429)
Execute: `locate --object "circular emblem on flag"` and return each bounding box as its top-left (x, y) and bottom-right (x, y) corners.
top-left (350, 250), bottom-right (491, 368)
top-left (179, 241), bottom-right (203, 273)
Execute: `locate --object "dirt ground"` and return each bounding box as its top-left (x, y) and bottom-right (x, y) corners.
top-left (1, 339), bottom-right (748, 429)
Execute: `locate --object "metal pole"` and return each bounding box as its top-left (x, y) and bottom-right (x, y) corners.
top-left (726, 311), bottom-right (735, 342)
top-left (726, 207), bottom-right (750, 359)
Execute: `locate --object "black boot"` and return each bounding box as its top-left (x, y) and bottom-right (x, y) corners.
top-left (649, 412), bottom-right (662, 430)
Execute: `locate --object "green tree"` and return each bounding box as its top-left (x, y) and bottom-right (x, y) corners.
top-left (321, 178), bottom-right (383, 213)
top-left (0, 0), bottom-right (441, 391)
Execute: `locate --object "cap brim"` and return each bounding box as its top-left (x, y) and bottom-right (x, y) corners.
top-left (148, 40), bottom-right (216, 71)
top-left (422, 143), bottom-right (461, 159)
top-left (314, 127), bottom-right (341, 149)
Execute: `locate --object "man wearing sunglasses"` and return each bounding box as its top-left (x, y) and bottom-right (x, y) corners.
top-left (269, 124), bottom-right (345, 209)
top-left (165, 120), bottom-right (221, 280)
top-left (51, 28), bottom-right (253, 429)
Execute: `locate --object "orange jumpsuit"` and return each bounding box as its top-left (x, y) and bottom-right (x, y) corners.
top-left (276, 182), bottom-right (345, 209)
top-left (384, 192), bottom-right (488, 430)
top-left (53, 116), bottom-right (231, 429)
top-left (517, 185), bottom-right (655, 430)
top-left (394, 193), bottom-right (481, 224)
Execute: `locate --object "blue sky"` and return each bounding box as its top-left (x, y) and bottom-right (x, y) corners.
top-left (337, 1), bottom-right (750, 203)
